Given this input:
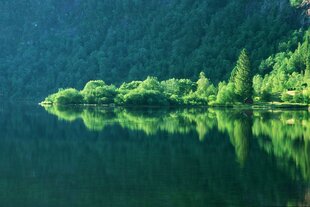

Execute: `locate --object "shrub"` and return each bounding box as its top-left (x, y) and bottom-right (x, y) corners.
top-left (54, 88), bottom-right (84, 105)
top-left (81, 80), bottom-right (117, 104)
top-left (216, 82), bottom-right (235, 104)
top-left (123, 88), bottom-right (169, 106)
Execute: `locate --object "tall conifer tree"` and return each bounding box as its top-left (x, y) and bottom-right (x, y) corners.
top-left (234, 49), bottom-right (253, 103)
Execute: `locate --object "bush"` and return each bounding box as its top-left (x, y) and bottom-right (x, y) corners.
top-left (118, 81), bottom-right (142, 94)
top-left (260, 90), bottom-right (273, 102)
top-left (281, 92), bottom-right (293, 102)
top-left (216, 82), bottom-right (236, 104)
top-left (161, 78), bottom-right (195, 97)
top-left (123, 89), bottom-right (169, 106)
top-left (54, 88), bottom-right (84, 105)
top-left (302, 88), bottom-right (310, 104)
top-left (81, 80), bottom-right (117, 104)
top-left (183, 92), bottom-right (208, 105)
top-left (292, 91), bottom-right (304, 103)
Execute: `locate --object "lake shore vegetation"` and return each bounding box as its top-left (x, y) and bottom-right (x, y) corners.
top-left (41, 30), bottom-right (310, 107)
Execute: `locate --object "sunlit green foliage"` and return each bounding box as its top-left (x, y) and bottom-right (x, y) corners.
top-left (81, 80), bottom-right (118, 104)
top-left (290, 0), bottom-right (304, 7)
top-left (255, 30), bottom-right (310, 103)
top-left (0, 0), bottom-right (301, 99)
top-left (233, 49), bottom-right (253, 103)
top-left (44, 88), bottom-right (83, 105)
top-left (43, 73), bottom-right (220, 106)
top-left (120, 77), bottom-right (169, 105)
top-left (216, 82), bottom-right (236, 104)
top-left (161, 78), bottom-right (196, 104)
top-left (39, 19), bottom-right (310, 106)
top-left (182, 72), bottom-right (217, 105)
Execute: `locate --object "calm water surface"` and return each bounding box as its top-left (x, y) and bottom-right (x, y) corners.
top-left (0, 103), bottom-right (309, 206)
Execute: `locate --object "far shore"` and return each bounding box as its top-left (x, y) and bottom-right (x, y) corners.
top-left (39, 102), bottom-right (310, 110)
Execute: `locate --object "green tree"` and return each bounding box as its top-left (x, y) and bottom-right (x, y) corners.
top-left (290, 0), bottom-right (304, 7)
top-left (53, 88), bottom-right (84, 105)
top-left (234, 49), bottom-right (253, 103)
top-left (216, 82), bottom-right (236, 104)
top-left (194, 72), bottom-right (217, 104)
top-left (305, 59), bottom-right (310, 86)
top-left (304, 34), bottom-right (310, 87)
top-left (253, 75), bottom-right (263, 97)
top-left (196, 72), bottom-right (210, 93)
top-left (81, 80), bottom-right (117, 104)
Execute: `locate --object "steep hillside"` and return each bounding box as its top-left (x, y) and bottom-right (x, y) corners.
top-left (0, 0), bottom-right (306, 100)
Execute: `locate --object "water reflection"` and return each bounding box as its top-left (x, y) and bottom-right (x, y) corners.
top-left (44, 105), bottom-right (218, 139)
top-left (0, 104), bottom-right (308, 206)
top-left (44, 106), bottom-right (310, 180)
top-left (253, 111), bottom-right (310, 182)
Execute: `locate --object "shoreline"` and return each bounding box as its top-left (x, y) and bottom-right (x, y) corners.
top-left (39, 102), bottom-right (310, 110)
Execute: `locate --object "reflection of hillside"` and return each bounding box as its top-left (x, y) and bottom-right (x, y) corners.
top-left (252, 111), bottom-right (310, 181)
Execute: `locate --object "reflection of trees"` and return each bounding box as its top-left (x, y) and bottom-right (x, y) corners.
top-left (0, 125), bottom-right (303, 207)
top-left (81, 109), bottom-right (117, 131)
top-left (44, 105), bottom-right (118, 131)
top-left (44, 105), bottom-right (83, 121)
top-left (1, 103), bottom-right (307, 207)
top-left (215, 110), bottom-right (251, 167)
top-left (252, 111), bottom-right (310, 181)
top-left (43, 105), bottom-right (310, 184)
top-left (43, 106), bottom-right (217, 140)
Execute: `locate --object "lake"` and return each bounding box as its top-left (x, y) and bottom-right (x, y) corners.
top-left (0, 103), bottom-right (309, 206)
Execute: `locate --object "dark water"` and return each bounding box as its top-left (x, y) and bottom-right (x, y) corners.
top-left (0, 103), bottom-right (309, 207)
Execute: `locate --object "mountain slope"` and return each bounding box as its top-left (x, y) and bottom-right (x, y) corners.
top-left (0, 0), bottom-right (306, 100)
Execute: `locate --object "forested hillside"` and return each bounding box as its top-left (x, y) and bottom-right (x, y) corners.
top-left (0, 0), bottom-right (308, 100)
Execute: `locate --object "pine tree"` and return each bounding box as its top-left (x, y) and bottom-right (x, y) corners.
top-left (304, 34), bottom-right (310, 87)
top-left (305, 58), bottom-right (310, 85)
top-left (229, 66), bottom-right (237, 83)
top-left (234, 49), bottom-right (253, 103)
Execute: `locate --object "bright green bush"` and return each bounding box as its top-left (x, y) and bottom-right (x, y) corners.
top-left (281, 91), bottom-right (294, 102)
top-left (290, 0), bottom-right (304, 7)
top-left (81, 80), bottom-right (117, 104)
top-left (123, 89), bottom-right (169, 106)
top-left (303, 88), bottom-right (310, 103)
top-left (161, 78), bottom-right (195, 97)
top-left (183, 92), bottom-right (208, 106)
top-left (118, 81), bottom-right (142, 94)
top-left (293, 91), bottom-right (305, 103)
top-left (53, 88), bottom-right (84, 105)
top-left (216, 82), bottom-right (236, 104)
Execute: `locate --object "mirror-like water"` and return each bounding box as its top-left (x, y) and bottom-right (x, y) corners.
top-left (0, 103), bottom-right (309, 206)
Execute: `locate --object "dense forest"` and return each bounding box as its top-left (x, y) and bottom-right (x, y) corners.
top-left (0, 0), bottom-right (309, 101)
top-left (42, 39), bottom-right (310, 106)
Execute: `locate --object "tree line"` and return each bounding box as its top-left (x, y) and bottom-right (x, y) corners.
top-left (0, 0), bottom-right (303, 100)
top-left (41, 30), bottom-right (310, 106)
